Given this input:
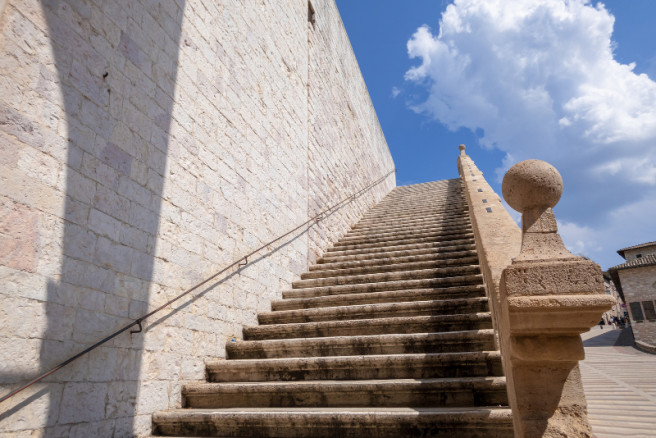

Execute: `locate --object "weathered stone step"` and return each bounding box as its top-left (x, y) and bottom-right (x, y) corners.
top-left (272, 285), bottom-right (486, 311)
top-left (355, 210), bottom-right (469, 229)
top-left (340, 221), bottom-right (471, 243)
top-left (361, 203), bottom-right (468, 219)
top-left (321, 237), bottom-right (475, 259)
top-left (334, 225), bottom-right (473, 248)
top-left (383, 184), bottom-right (461, 192)
top-left (375, 196), bottom-right (465, 208)
top-left (371, 201), bottom-right (466, 214)
top-left (358, 203), bottom-right (466, 217)
top-left (207, 352), bottom-right (503, 382)
top-left (374, 196), bottom-right (462, 209)
top-left (326, 230), bottom-right (474, 254)
top-left (259, 297), bottom-right (489, 325)
top-left (379, 188), bottom-right (459, 201)
top-left (150, 177), bottom-right (510, 438)
top-left (364, 197), bottom-right (466, 211)
top-left (375, 187), bottom-right (462, 200)
top-left (182, 377), bottom-right (508, 409)
top-left (317, 241), bottom-right (476, 264)
top-left (309, 249), bottom-right (477, 272)
top-left (292, 265), bottom-right (480, 289)
top-left (243, 313), bottom-right (492, 340)
top-left (152, 406), bottom-right (515, 438)
top-left (387, 181), bottom-right (455, 191)
top-left (351, 209), bottom-right (469, 226)
top-left (350, 221), bottom-right (470, 239)
top-left (302, 254), bottom-right (479, 279)
top-left (343, 224), bottom-right (471, 242)
top-left (227, 329), bottom-right (496, 359)
top-left (283, 274), bottom-right (483, 300)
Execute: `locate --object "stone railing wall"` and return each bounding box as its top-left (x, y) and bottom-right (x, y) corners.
top-left (0, 1), bottom-right (394, 436)
top-left (457, 145), bottom-right (522, 348)
top-left (458, 146), bottom-right (615, 437)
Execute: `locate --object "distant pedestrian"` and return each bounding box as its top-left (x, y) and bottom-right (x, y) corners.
top-left (599, 319), bottom-right (605, 329)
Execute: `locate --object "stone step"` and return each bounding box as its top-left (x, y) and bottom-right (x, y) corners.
top-left (227, 329), bottom-right (496, 359)
top-left (365, 191), bottom-right (463, 203)
top-left (347, 221), bottom-right (471, 240)
top-left (358, 203), bottom-right (467, 218)
top-left (293, 265), bottom-right (480, 289)
top-left (345, 223), bottom-right (471, 242)
top-left (362, 201), bottom-right (468, 216)
top-left (361, 204), bottom-right (468, 220)
top-left (326, 229), bottom-right (473, 253)
top-left (149, 178), bottom-right (510, 438)
top-left (282, 274), bottom-right (483, 299)
top-left (182, 377), bottom-right (508, 409)
top-left (316, 241), bottom-right (476, 264)
top-left (152, 406), bottom-right (514, 437)
top-left (207, 351), bottom-right (504, 382)
top-left (243, 313), bottom-right (493, 340)
top-left (332, 226), bottom-right (473, 250)
top-left (373, 198), bottom-right (463, 211)
top-left (370, 203), bottom-right (467, 215)
top-left (374, 198), bottom-right (466, 211)
top-left (386, 182), bottom-right (455, 192)
top-left (259, 297), bottom-right (489, 325)
top-left (272, 285), bottom-right (486, 311)
top-left (339, 221), bottom-right (472, 243)
top-left (355, 211), bottom-right (469, 229)
top-left (320, 237), bottom-right (476, 259)
top-left (302, 254), bottom-right (479, 279)
top-left (308, 249), bottom-right (477, 273)
top-left (366, 190), bottom-right (464, 204)
top-left (376, 190), bottom-right (460, 202)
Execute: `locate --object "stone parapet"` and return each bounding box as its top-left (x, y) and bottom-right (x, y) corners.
top-left (459, 147), bottom-right (615, 437)
top-left (457, 145), bottom-right (521, 348)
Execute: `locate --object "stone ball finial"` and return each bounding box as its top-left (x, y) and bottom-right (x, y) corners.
top-left (502, 159), bottom-right (563, 213)
top-left (458, 144), bottom-right (466, 152)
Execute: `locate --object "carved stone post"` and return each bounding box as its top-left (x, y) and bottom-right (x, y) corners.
top-left (499, 160), bottom-right (615, 437)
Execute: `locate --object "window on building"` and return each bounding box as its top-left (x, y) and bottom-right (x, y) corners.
top-left (636, 254), bottom-right (643, 259)
top-left (629, 302), bottom-right (644, 322)
top-left (643, 301), bottom-right (656, 320)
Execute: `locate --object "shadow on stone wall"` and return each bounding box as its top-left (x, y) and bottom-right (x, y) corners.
top-left (36, 0), bottom-right (184, 434)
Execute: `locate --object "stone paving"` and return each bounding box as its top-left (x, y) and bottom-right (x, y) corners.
top-left (581, 326), bottom-right (656, 437)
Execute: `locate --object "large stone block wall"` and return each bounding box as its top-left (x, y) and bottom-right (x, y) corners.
top-left (306, 0), bottom-right (393, 260)
top-left (0, 0), bottom-right (394, 436)
top-left (620, 265), bottom-right (656, 349)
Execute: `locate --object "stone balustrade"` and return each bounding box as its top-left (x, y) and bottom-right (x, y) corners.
top-left (458, 145), bottom-right (615, 437)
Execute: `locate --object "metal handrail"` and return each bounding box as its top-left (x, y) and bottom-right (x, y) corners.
top-left (0, 168), bottom-right (395, 405)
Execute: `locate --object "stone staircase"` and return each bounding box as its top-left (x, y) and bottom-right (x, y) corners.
top-left (152, 179), bottom-right (514, 437)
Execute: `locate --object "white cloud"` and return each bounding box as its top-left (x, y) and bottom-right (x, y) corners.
top-left (405, 0), bottom-right (656, 269)
top-left (557, 220), bottom-right (603, 257)
top-left (391, 86), bottom-right (401, 98)
top-left (557, 195), bottom-right (656, 268)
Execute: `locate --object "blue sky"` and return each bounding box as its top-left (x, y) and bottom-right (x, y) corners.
top-left (335, 0), bottom-right (656, 270)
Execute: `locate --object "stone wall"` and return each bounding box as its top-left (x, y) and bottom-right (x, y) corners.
top-left (624, 247), bottom-right (656, 261)
top-left (619, 265), bottom-right (656, 350)
top-left (0, 0), bottom-right (394, 436)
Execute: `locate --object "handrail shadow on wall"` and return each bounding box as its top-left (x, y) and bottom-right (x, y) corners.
top-left (0, 169), bottom-right (395, 408)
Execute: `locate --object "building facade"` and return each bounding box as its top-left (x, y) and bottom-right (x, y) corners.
top-left (609, 242), bottom-right (656, 352)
